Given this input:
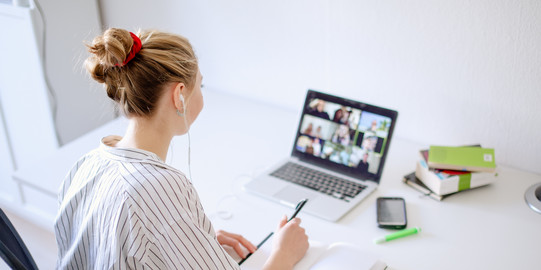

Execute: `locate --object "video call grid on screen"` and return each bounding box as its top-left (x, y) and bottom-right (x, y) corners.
top-left (293, 94), bottom-right (393, 176)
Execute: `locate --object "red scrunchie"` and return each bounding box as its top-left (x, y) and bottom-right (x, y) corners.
top-left (117, 32), bottom-right (142, 66)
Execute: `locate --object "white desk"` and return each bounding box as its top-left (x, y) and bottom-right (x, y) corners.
top-left (11, 89), bottom-right (541, 269)
top-left (177, 89), bottom-right (541, 270)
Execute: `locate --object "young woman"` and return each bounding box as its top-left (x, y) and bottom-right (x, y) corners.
top-left (54, 28), bottom-right (308, 269)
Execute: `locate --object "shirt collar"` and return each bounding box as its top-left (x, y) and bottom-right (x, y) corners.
top-left (99, 135), bottom-right (164, 163)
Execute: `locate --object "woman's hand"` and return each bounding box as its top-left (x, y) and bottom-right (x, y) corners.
top-left (216, 230), bottom-right (257, 259)
top-left (264, 215), bottom-right (309, 270)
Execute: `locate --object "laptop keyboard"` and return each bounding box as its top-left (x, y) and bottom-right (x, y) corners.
top-left (270, 162), bottom-right (367, 202)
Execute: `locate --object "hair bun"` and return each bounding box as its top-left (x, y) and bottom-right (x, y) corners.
top-left (84, 28), bottom-right (198, 117)
top-left (87, 28), bottom-right (134, 67)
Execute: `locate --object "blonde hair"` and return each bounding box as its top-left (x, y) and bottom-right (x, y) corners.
top-left (85, 28), bottom-right (198, 117)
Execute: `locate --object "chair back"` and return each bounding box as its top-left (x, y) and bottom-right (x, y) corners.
top-left (0, 208), bottom-right (39, 270)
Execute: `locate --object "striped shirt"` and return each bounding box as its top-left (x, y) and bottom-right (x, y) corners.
top-left (54, 135), bottom-right (239, 269)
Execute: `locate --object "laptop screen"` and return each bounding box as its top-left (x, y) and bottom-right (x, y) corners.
top-left (291, 90), bottom-right (398, 182)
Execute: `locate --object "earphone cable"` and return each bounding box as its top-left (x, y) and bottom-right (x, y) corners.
top-left (187, 130), bottom-right (192, 181)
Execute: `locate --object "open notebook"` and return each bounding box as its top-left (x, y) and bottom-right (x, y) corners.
top-left (225, 236), bottom-right (391, 270)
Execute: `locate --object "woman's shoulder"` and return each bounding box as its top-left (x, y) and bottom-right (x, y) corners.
top-left (121, 162), bottom-right (204, 229)
top-left (121, 162), bottom-right (190, 191)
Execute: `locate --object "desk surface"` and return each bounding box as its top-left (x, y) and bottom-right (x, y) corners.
top-left (14, 89), bottom-right (541, 269)
top-left (177, 89), bottom-right (541, 270)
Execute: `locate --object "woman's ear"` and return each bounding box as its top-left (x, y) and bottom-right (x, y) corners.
top-left (172, 82), bottom-right (186, 112)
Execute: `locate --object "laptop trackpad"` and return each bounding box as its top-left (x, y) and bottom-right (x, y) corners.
top-left (274, 186), bottom-right (317, 206)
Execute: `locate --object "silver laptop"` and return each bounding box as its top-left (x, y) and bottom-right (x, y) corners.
top-left (244, 89), bottom-right (398, 221)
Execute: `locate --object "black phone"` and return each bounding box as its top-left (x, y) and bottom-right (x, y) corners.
top-left (376, 197), bottom-right (407, 229)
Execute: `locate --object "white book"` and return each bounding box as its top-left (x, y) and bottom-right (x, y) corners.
top-left (415, 155), bottom-right (497, 196)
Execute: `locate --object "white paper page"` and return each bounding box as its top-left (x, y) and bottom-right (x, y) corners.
top-left (240, 233), bottom-right (328, 270)
top-left (239, 235), bottom-right (382, 270)
top-left (309, 242), bottom-right (380, 270)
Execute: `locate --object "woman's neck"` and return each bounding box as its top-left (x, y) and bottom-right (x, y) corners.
top-left (116, 117), bottom-right (173, 161)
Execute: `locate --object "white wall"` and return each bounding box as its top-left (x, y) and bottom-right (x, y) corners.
top-left (99, 0), bottom-right (541, 174)
top-left (35, 0), bottom-right (115, 144)
top-left (0, 1), bottom-right (114, 229)
top-left (0, 4), bottom-right (59, 168)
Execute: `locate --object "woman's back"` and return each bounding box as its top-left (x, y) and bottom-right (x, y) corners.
top-left (55, 136), bottom-right (238, 269)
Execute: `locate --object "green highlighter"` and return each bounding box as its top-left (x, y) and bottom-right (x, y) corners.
top-left (374, 227), bottom-right (421, 244)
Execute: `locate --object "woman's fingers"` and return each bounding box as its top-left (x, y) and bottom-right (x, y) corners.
top-left (277, 215), bottom-right (288, 230)
top-left (227, 232), bottom-right (257, 253)
top-left (216, 230), bottom-right (257, 257)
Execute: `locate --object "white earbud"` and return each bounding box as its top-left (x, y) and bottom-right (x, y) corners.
top-left (177, 94), bottom-right (186, 116)
top-left (179, 93), bottom-right (193, 182)
top-left (180, 94), bottom-right (185, 107)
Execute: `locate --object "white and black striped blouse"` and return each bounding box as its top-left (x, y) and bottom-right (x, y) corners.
top-left (54, 135), bottom-right (239, 269)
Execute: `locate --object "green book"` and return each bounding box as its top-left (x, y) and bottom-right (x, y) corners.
top-left (428, 146), bottom-right (496, 173)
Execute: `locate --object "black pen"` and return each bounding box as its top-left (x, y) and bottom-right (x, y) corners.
top-left (287, 198), bottom-right (308, 222)
top-left (238, 198), bottom-right (309, 265)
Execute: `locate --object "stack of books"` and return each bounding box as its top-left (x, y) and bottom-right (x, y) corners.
top-left (403, 145), bottom-right (498, 201)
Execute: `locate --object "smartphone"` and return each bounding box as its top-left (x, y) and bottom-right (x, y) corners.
top-left (376, 197), bottom-right (407, 229)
